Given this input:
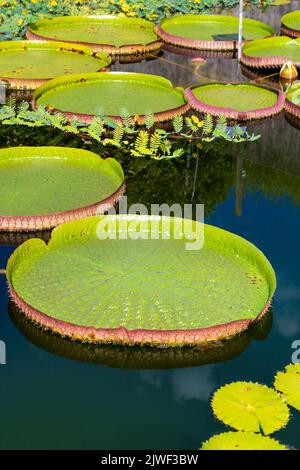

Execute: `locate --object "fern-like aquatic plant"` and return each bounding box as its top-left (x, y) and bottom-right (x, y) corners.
top-left (0, 101), bottom-right (260, 160)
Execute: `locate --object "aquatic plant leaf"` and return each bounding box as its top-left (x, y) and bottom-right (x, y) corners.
top-left (27, 16), bottom-right (161, 54)
top-left (7, 215), bottom-right (276, 345)
top-left (211, 381), bottom-right (289, 435)
top-left (201, 431), bottom-right (288, 450)
top-left (157, 15), bottom-right (274, 51)
top-left (241, 36), bottom-right (300, 68)
top-left (185, 83), bottom-right (284, 121)
top-left (0, 40), bottom-right (110, 89)
top-left (34, 72), bottom-right (189, 123)
top-left (274, 364), bottom-right (300, 410)
top-left (281, 10), bottom-right (300, 37)
top-left (0, 147), bottom-right (124, 231)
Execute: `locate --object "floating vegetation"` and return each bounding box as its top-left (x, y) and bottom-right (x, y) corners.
top-left (200, 363), bottom-right (300, 450)
top-left (0, 40), bottom-right (111, 91)
top-left (8, 303), bottom-right (273, 369)
top-left (241, 37), bottom-right (300, 69)
top-left (7, 215), bottom-right (276, 345)
top-left (33, 72), bottom-right (190, 124)
top-left (201, 431), bottom-right (288, 450)
top-left (156, 15), bottom-right (274, 51)
top-left (185, 83), bottom-right (285, 121)
top-left (27, 16), bottom-right (162, 56)
top-left (0, 147), bottom-right (124, 231)
top-left (274, 363), bottom-right (300, 411)
top-left (285, 81), bottom-right (300, 120)
top-left (281, 10), bottom-right (300, 38)
top-left (211, 381), bottom-right (290, 435)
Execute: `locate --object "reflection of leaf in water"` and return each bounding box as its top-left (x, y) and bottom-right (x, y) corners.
top-left (275, 363), bottom-right (300, 411)
top-left (201, 431), bottom-right (287, 450)
top-left (211, 381), bottom-right (289, 435)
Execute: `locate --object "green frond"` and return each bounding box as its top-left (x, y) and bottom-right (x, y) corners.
top-left (135, 130), bottom-right (149, 151)
top-left (203, 114), bottom-right (213, 134)
top-left (150, 129), bottom-right (163, 153)
top-left (172, 114), bottom-right (183, 133)
top-left (144, 111), bottom-right (155, 130)
top-left (120, 107), bottom-right (132, 129)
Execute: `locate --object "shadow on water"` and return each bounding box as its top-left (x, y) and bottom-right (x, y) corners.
top-left (8, 303), bottom-right (273, 370)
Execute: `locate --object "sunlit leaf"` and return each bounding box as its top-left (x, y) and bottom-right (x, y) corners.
top-left (274, 363), bottom-right (300, 410)
top-left (201, 431), bottom-right (288, 450)
top-left (211, 381), bottom-right (289, 435)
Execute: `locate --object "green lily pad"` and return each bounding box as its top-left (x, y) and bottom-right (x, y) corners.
top-left (201, 431), bottom-right (288, 450)
top-left (185, 83), bottom-right (284, 120)
top-left (286, 81), bottom-right (300, 105)
top-left (241, 37), bottom-right (300, 68)
top-left (274, 364), bottom-right (300, 410)
top-left (33, 72), bottom-right (189, 123)
top-left (285, 81), bottom-right (300, 119)
top-left (27, 16), bottom-right (161, 55)
top-left (156, 15), bottom-right (274, 50)
top-left (7, 215), bottom-right (276, 345)
top-left (0, 40), bottom-right (111, 89)
top-left (281, 10), bottom-right (300, 38)
top-left (211, 382), bottom-right (290, 435)
top-left (0, 147), bottom-right (124, 231)
top-left (8, 302), bottom-right (273, 369)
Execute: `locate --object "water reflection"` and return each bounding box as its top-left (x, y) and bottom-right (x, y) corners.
top-left (0, 230), bottom-right (51, 246)
top-left (141, 365), bottom-right (217, 402)
top-left (8, 302), bottom-right (273, 370)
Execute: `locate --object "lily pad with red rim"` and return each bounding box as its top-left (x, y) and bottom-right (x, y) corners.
top-left (26, 16), bottom-right (162, 55)
top-left (7, 215), bottom-right (276, 346)
top-left (0, 40), bottom-right (111, 90)
top-left (185, 82), bottom-right (285, 121)
top-left (281, 10), bottom-right (300, 38)
top-left (33, 72), bottom-right (190, 124)
top-left (156, 14), bottom-right (274, 51)
top-left (241, 37), bottom-right (300, 69)
top-left (285, 81), bottom-right (300, 120)
top-left (0, 147), bottom-right (124, 231)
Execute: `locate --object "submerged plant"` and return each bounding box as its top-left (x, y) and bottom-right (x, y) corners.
top-left (0, 101), bottom-right (260, 160)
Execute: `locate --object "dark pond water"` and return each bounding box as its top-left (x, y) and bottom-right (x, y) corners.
top-left (1, 3), bottom-right (300, 450)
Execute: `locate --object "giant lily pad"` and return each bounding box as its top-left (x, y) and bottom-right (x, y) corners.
top-left (201, 432), bottom-right (288, 450)
top-left (9, 302), bottom-right (273, 369)
top-left (0, 147), bottom-right (124, 231)
top-left (185, 83), bottom-right (285, 120)
top-left (33, 72), bottom-right (189, 124)
top-left (281, 10), bottom-right (300, 38)
top-left (274, 364), bottom-right (300, 410)
top-left (0, 40), bottom-right (111, 90)
top-left (27, 16), bottom-right (162, 55)
top-left (7, 215), bottom-right (276, 346)
top-left (156, 15), bottom-right (274, 51)
top-left (211, 382), bottom-right (290, 435)
top-left (241, 37), bottom-right (300, 69)
top-left (285, 81), bottom-right (300, 119)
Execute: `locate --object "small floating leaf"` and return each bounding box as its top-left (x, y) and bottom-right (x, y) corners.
top-left (211, 381), bottom-right (289, 435)
top-left (274, 363), bottom-right (300, 410)
top-left (201, 431), bottom-right (288, 450)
